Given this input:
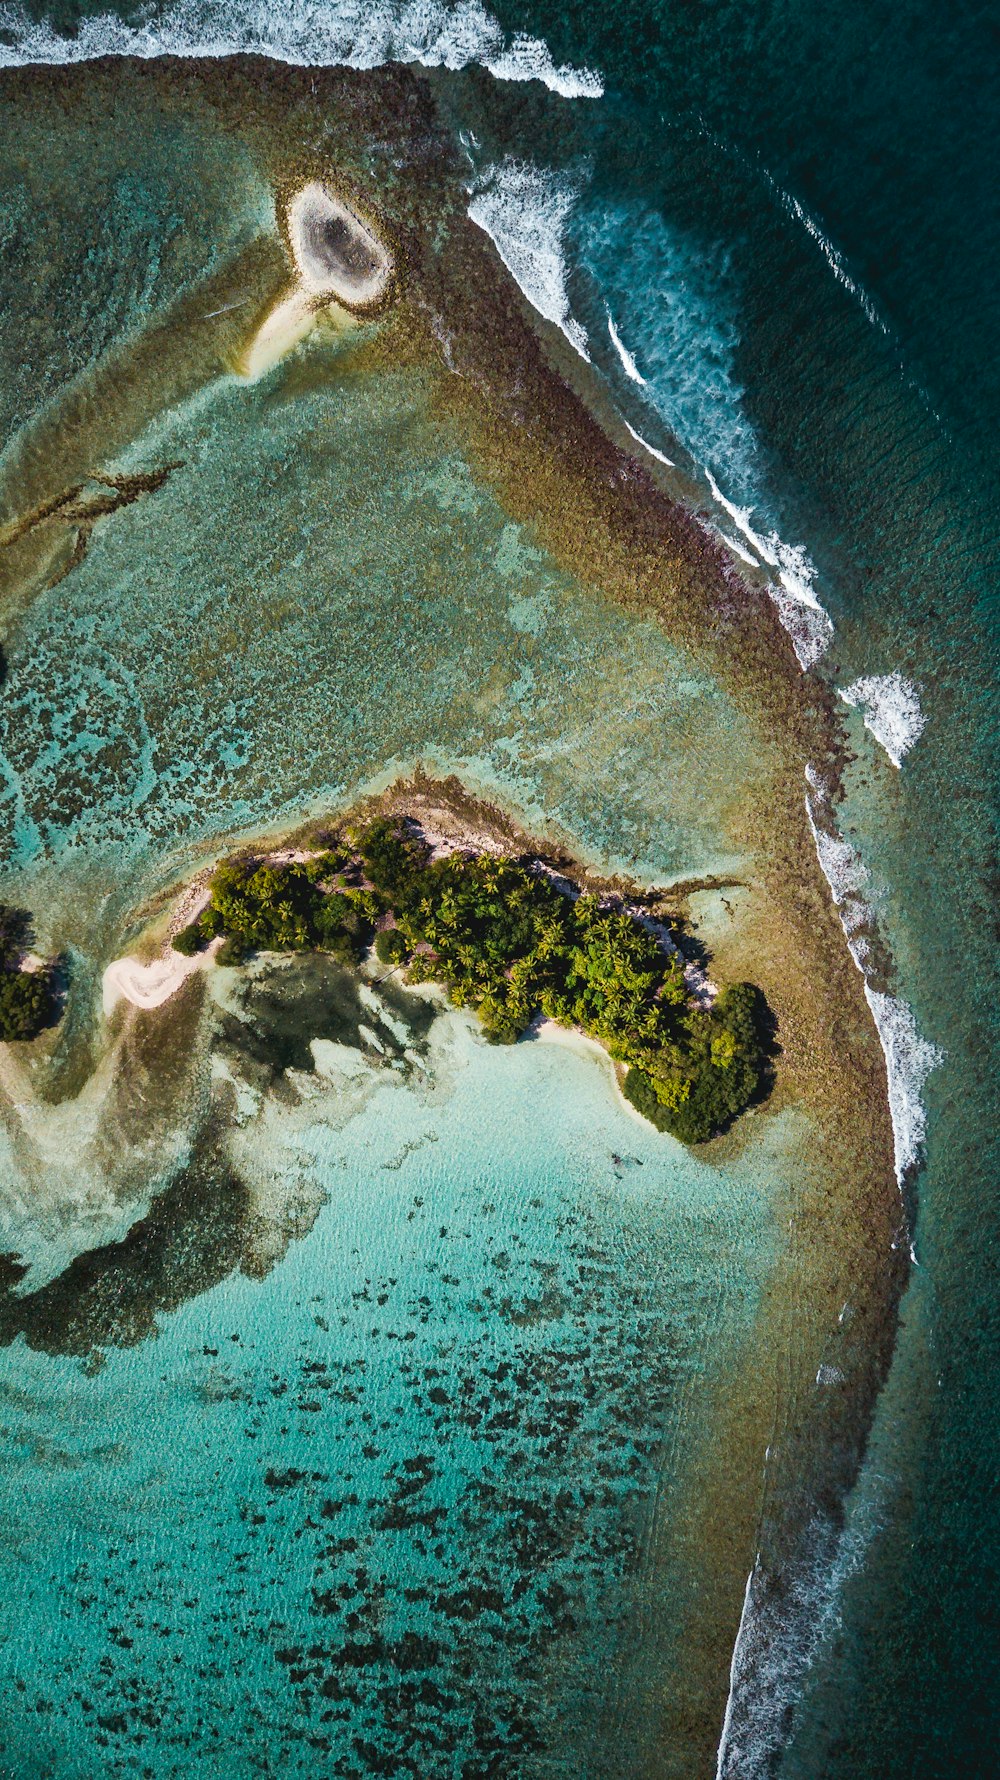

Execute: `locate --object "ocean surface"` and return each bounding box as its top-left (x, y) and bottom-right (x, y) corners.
top-left (0, 2), bottom-right (997, 1776)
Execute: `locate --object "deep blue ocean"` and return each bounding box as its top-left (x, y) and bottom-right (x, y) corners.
top-left (0, 2), bottom-right (997, 1776)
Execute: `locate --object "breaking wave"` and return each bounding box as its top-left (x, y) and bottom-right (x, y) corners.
top-left (839, 672), bottom-right (926, 768)
top-left (577, 202), bottom-right (758, 486)
top-left (705, 469), bottom-right (834, 670)
top-left (716, 1503), bottom-right (882, 1780)
top-left (805, 773), bottom-right (941, 1184)
top-left (717, 779), bottom-right (937, 1774)
top-left (573, 200), bottom-right (835, 670)
top-left (0, 0), bottom-right (604, 97)
top-left (607, 311), bottom-right (647, 385)
top-left (622, 418), bottom-right (674, 467)
top-left (468, 159), bottom-right (591, 360)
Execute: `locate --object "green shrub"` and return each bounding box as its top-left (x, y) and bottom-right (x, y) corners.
top-left (358, 818), bottom-right (428, 905)
top-left (0, 903), bottom-right (56, 1042)
top-left (0, 904), bottom-right (30, 967)
top-left (193, 828), bottom-right (768, 1143)
top-left (374, 928), bottom-right (409, 965)
top-left (623, 982), bottom-right (764, 1142)
top-left (0, 968), bottom-right (53, 1041)
top-left (198, 904), bottom-right (224, 939)
top-left (171, 922), bottom-right (204, 956)
top-left (217, 935), bottom-right (249, 967)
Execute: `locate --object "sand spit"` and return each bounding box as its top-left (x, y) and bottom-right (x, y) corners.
top-left (241, 182), bottom-right (394, 380)
top-left (102, 937), bottom-right (221, 1015)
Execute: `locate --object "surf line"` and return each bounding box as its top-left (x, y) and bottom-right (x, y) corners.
top-left (622, 418), bottom-right (674, 467)
top-left (0, 0), bottom-right (605, 99)
top-left (805, 767), bottom-right (942, 1234)
top-left (704, 467), bottom-right (834, 670)
top-left (607, 310), bottom-right (647, 385)
top-left (838, 673), bottom-right (926, 770)
top-left (715, 1561), bottom-right (758, 1779)
top-left (467, 158), bottom-right (592, 362)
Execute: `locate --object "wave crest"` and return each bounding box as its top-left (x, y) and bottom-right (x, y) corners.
top-left (468, 159), bottom-right (591, 360)
top-left (0, 0), bottom-right (603, 97)
top-left (805, 775), bottom-right (941, 1183)
top-left (705, 470), bottom-right (834, 669)
top-left (839, 672), bottom-right (926, 769)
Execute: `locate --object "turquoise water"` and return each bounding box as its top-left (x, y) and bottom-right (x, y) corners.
top-left (0, 1003), bottom-right (785, 1777)
top-left (0, 1), bottom-right (997, 1774)
top-left (0, 352), bottom-right (755, 939)
top-left (0, 55), bottom-right (797, 1780)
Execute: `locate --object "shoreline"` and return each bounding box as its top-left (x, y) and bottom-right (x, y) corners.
top-left (102, 774), bottom-right (729, 1016)
top-left (529, 1016), bottom-right (655, 1133)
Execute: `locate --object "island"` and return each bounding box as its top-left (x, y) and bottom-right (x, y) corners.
top-left (242, 181), bottom-right (395, 380)
top-left (0, 905), bottom-right (55, 1042)
top-left (170, 815), bottom-right (768, 1145)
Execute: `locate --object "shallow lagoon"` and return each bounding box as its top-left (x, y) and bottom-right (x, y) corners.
top-left (0, 1009), bottom-right (789, 1778)
top-left (0, 350), bottom-right (762, 951)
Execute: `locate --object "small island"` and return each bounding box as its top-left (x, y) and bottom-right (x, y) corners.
top-left (172, 817), bottom-right (768, 1145)
top-left (0, 905), bottom-right (55, 1042)
top-left (287, 182), bottom-right (394, 311)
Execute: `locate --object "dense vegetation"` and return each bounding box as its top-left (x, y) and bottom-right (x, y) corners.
top-left (0, 905), bottom-right (54, 1042)
top-left (189, 818), bottom-right (766, 1143)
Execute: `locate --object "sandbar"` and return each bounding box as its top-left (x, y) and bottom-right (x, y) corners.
top-left (287, 182), bottom-right (393, 309)
top-left (102, 939), bottom-right (221, 1015)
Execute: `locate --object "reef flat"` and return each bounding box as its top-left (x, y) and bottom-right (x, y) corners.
top-left (0, 53), bottom-right (907, 1780)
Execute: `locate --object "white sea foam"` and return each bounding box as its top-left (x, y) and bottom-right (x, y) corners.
top-left (763, 172), bottom-right (889, 336)
top-left (716, 1563), bottom-right (757, 1780)
top-left (839, 673), bottom-right (926, 769)
top-left (805, 775), bottom-right (942, 1183)
top-left (577, 199), bottom-right (838, 670)
top-left (705, 468), bottom-right (834, 668)
top-left (607, 312), bottom-right (647, 385)
top-left (712, 525), bottom-right (757, 567)
top-left (716, 1506), bottom-right (882, 1779)
top-left (578, 202), bottom-right (759, 487)
top-left (468, 159), bottom-right (591, 361)
top-left (0, 0), bottom-right (603, 96)
top-left (862, 987), bottom-right (941, 1185)
top-left (623, 418), bottom-right (674, 467)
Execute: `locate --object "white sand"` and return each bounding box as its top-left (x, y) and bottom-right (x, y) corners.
top-left (288, 183), bottom-right (393, 307)
top-left (102, 937), bottom-right (221, 1015)
top-left (240, 288), bottom-right (315, 381)
top-left (240, 183), bottom-right (393, 382)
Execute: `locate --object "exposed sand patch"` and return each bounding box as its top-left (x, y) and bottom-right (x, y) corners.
top-left (102, 938), bottom-right (222, 1015)
top-left (240, 289), bottom-right (316, 381)
top-left (241, 182), bottom-right (393, 380)
top-left (288, 183), bottom-right (393, 308)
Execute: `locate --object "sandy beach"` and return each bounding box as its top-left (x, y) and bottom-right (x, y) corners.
top-left (242, 182), bottom-right (393, 380)
top-left (102, 936), bottom-right (221, 1015)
